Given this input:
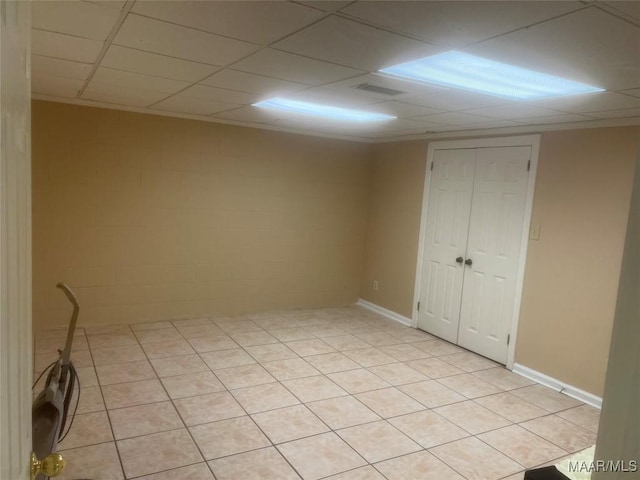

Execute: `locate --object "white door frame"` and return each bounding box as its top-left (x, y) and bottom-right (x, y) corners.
top-left (412, 135), bottom-right (540, 369)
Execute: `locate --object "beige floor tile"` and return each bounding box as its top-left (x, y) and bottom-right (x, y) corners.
top-left (380, 343), bottom-right (431, 362)
top-left (142, 339), bottom-right (195, 359)
top-left (229, 330), bottom-right (278, 347)
top-left (556, 405), bottom-right (600, 433)
top-left (399, 380), bottom-right (466, 408)
top-left (88, 333), bottom-right (138, 349)
top-left (188, 334), bottom-right (238, 353)
top-left (177, 324), bottom-right (224, 339)
top-left (278, 432), bottom-right (367, 480)
top-left (215, 363), bottom-right (276, 390)
top-left (328, 369), bottom-right (390, 394)
top-left (510, 384), bottom-right (583, 413)
top-left (412, 339), bottom-right (463, 356)
top-left (475, 392), bottom-right (548, 422)
top-left (374, 450), bottom-right (464, 480)
top-left (58, 442), bottom-right (124, 480)
top-left (209, 447), bottom-right (301, 479)
top-left (102, 379), bottom-right (168, 409)
top-left (472, 367), bottom-right (536, 390)
top-left (174, 391), bottom-right (245, 426)
top-left (307, 396), bottom-right (381, 429)
top-left (214, 319), bottom-right (262, 334)
top-left (190, 416), bottom-right (271, 460)
top-left (406, 358), bottom-right (464, 378)
top-left (58, 411), bottom-right (113, 450)
top-left (91, 344), bottom-right (146, 366)
top-left (117, 428), bottom-right (203, 478)
top-left (435, 400), bottom-right (511, 434)
top-left (390, 329), bottom-right (436, 343)
top-left (262, 357), bottom-right (320, 380)
top-left (355, 387), bottom-right (425, 418)
top-left (232, 382), bottom-right (300, 413)
top-left (479, 424), bottom-right (568, 468)
top-left (150, 354), bottom-right (209, 377)
top-left (252, 404), bottom-right (330, 444)
top-left (282, 375), bottom-right (348, 402)
top-left (35, 349), bottom-right (93, 370)
top-left (84, 324), bottom-right (132, 336)
top-left (74, 385), bottom-right (106, 414)
top-left (323, 335), bottom-right (371, 351)
top-left (245, 343), bottom-right (297, 362)
top-left (344, 348), bottom-right (397, 367)
top-left (430, 437), bottom-right (522, 480)
top-left (437, 373), bottom-right (504, 398)
top-left (252, 317), bottom-right (295, 330)
top-left (439, 352), bottom-right (499, 372)
top-left (96, 360), bottom-right (156, 385)
top-left (130, 320), bottom-right (174, 331)
top-left (520, 415), bottom-right (597, 452)
top-left (135, 463), bottom-right (215, 479)
top-left (325, 465), bottom-right (386, 479)
top-left (268, 327), bottom-right (316, 342)
top-left (286, 338), bottom-right (336, 356)
top-left (367, 363), bottom-right (428, 386)
top-left (389, 410), bottom-right (470, 449)
top-left (305, 352), bottom-right (361, 374)
top-left (337, 420), bottom-right (421, 463)
top-left (109, 401), bottom-right (184, 439)
top-left (172, 317), bottom-right (213, 328)
top-left (355, 332), bottom-right (402, 347)
top-left (305, 324), bottom-right (349, 338)
top-left (135, 327), bottom-right (184, 344)
top-left (161, 371), bottom-right (225, 399)
top-left (199, 348), bottom-right (255, 370)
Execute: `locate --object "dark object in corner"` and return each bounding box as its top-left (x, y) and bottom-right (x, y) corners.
top-left (524, 465), bottom-right (570, 480)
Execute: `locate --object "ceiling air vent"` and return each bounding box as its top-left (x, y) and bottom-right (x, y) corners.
top-left (354, 83), bottom-right (406, 96)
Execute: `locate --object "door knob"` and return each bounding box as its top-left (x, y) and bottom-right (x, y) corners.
top-left (455, 256), bottom-right (463, 264)
top-left (31, 452), bottom-right (65, 480)
top-left (464, 258), bottom-right (473, 266)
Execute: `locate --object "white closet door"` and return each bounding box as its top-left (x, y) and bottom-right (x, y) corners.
top-left (457, 146), bottom-right (531, 363)
top-left (417, 149), bottom-right (476, 343)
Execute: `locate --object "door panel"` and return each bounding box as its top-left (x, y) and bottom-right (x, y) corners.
top-left (418, 149), bottom-right (476, 343)
top-left (457, 146), bottom-right (531, 363)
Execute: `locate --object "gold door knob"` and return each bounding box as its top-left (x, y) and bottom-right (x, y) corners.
top-left (31, 452), bottom-right (66, 480)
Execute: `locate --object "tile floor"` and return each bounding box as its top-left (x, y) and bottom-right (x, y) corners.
top-left (32, 306), bottom-right (600, 480)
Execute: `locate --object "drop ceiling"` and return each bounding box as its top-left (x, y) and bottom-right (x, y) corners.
top-left (31, 0), bottom-right (640, 142)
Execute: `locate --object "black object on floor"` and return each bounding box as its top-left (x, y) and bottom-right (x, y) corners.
top-left (524, 465), bottom-right (571, 480)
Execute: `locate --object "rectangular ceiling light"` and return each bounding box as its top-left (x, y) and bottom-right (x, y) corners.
top-left (252, 97), bottom-right (396, 122)
top-left (379, 51), bottom-right (605, 100)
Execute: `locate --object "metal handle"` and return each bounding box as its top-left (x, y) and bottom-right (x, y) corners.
top-left (464, 258), bottom-right (473, 266)
top-left (455, 256), bottom-right (464, 264)
top-left (31, 452), bottom-right (65, 480)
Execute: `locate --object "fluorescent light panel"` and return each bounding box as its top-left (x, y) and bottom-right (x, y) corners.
top-left (252, 97), bottom-right (396, 122)
top-left (380, 51), bottom-right (605, 100)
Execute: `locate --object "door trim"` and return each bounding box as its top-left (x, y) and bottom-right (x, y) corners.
top-left (412, 135), bottom-right (540, 369)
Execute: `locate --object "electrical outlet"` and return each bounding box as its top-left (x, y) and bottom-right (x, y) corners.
top-left (530, 224), bottom-right (541, 240)
top-left (373, 280), bottom-right (379, 291)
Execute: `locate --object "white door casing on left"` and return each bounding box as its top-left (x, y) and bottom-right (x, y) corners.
top-left (0, 2), bottom-right (32, 479)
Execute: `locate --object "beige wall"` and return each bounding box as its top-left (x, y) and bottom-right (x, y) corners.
top-left (32, 100), bottom-right (371, 331)
top-left (360, 127), bottom-right (640, 396)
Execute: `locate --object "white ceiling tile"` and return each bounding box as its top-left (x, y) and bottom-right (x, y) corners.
top-left (341, 1), bottom-right (583, 47)
top-left (585, 108), bottom-right (640, 119)
top-left (213, 106), bottom-right (294, 124)
top-left (273, 16), bottom-right (442, 71)
top-left (113, 14), bottom-right (258, 66)
top-left (91, 67), bottom-right (191, 94)
top-left (284, 87), bottom-right (383, 107)
top-left (530, 92), bottom-right (640, 113)
top-left (178, 85), bottom-right (258, 105)
top-left (369, 101), bottom-right (443, 118)
top-left (150, 95), bottom-right (240, 116)
top-left (298, 2), bottom-right (353, 13)
top-left (131, 1), bottom-right (325, 45)
top-left (101, 45), bottom-right (219, 82)
top-left (450, 120), bottom-right (524, 130)
top-left (32, 74), bottom-right (84, 98)
top-left (232, 48), bottom-right (364, 85)
top-left (324, 73), bottom-right (446, 100)
top-left (463, 104), bottom-right (563, 119)
top-left (512, 113), bottom-right (595, 124)
top-left (81, 82), bottom-right (169, 107)
top-left (85, 1), bottom-right (126, 10)
top-left (32, 29), bottom-right (103, 63)
top-left (32, 55), bottom-right (92, 80)
top-left (467, 7), bottom-right (640, 91)
top-left (402, 89), bottom-right (507, 111)
top-left (32, 0), bottom-right (122, 41)
top-left (621, 88), bottom-right (640, 98)
top-left (413, 112), bottom-right (493, 125)
top-left (601, 1), bottom-right (640, 21)
top-left (200, 69), bottom-right (306, 96)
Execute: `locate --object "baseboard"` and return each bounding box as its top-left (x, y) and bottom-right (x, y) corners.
top-left (356, 299), bottom-right (413, 327)
top-left (512, 363), bottom-right (602, 409)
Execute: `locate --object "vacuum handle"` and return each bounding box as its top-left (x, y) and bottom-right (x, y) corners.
top-left (56, 283), bottom-right (79, 365)
top-left (56, 283), bottom-right (79, 310)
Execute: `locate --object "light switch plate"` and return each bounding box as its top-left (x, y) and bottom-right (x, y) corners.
top-left (530, 224), bottom-right (541, 240)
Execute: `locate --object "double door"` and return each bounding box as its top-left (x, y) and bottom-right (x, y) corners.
top-left (417, 145), bottom-right (531, 364)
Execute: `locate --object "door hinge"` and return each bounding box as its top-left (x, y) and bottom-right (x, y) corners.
top-left (527, 160), bottom-right (531, 171)
top-left (430, 162), bottom-right (433, 171)
top-left (507, 334), bottom-right (511, 345)
top-left (417, 301), bottom-right (420, 311)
